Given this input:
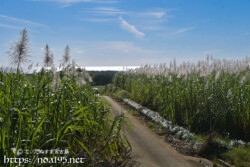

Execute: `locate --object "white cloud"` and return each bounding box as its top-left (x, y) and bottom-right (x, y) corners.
top-left (84, 8), bottom-right (167, 18)
top-left (96, 41), bottom-right (160, 56)
top-left (90, 7), bottom-right (122, 12)
top-left (82, 7), bottom-right (127, 15)
top-left (53, 0), bottom-right (92, 2)
top-left (204, 49), bottom-right (221, 55)
top-left (0, 23), bottom-right (21, 29)
top-left (244, 32), bottom-right (250, 36)
top-left (1, 41), bottom-right (162, 66)
top-left (30, 0), bottom-right (118, 4)
top-left (138, 11), bottom-right (166, 18)
top-left (171, 27), bottom-right (195, 35)
top-left (119, 17), bottom-right (145, 38)
top-left (97, 41), bottom-right (140, 51)
top-left (75, 41), bottom-right (162, 66)
top-left (140, 25), bottom-right (165, 31)
top-left (72, 48), bottom-right (85, 54)
top-left (82, 18), bottom-right (118, 23)
top-left (0, 14), bottom-right (47, 28)
top-left (81, 8), bottom-right (176, 33)
top-left (135, 8), bottom-right (176, 23)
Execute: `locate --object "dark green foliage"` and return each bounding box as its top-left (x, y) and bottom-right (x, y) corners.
top-left (90, 71), bottom-right (117, 86)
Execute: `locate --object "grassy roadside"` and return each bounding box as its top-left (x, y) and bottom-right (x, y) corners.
top-left (103, 84), bottom-right (250, 167)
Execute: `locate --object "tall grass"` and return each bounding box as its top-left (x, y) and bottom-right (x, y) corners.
top-left (0, 66), bottom-right (131, 166)
top-left (113, 56), bottom-right (250, 141)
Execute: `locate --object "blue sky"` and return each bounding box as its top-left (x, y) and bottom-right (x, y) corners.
top-left (0, 0), bottom-right (250, 67)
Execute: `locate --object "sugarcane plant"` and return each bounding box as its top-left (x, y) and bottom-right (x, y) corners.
top-left (0, 29), bottom-right (132, 167)
top-left (113, 56), bottom-right (250, 141)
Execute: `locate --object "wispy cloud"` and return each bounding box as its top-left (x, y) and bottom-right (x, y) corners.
top-left (84, 8), bottom-right (167, 18)
top-left (204, 49), bottom-right (222, 55)
top-left (119, 17), bottom-right (145, 38)
top-left (0, 14), bottom-right (47, 28)
top-left (30, 0), bottom-right (118, 4)
top-left (81, 7), bottom-right (176, 33)
top-left (171, 27), bottom-right (195, 35)
top-left (136, 8), bottom-right (176, 21)
top-left (82, 7), bottom-right (127, 15)
top-left (138, 11), bottom-right (166, 19)
top-left (0, 23), bottom-right (21, 29)
top-left (140, 25), bottom-right (165, 31)
top-left (82, 18), bottom-right (118, 23)
top-left (75, 41), bottom-right (162, 65)
top-left (244, 32), bottom-right (250, 36)
top-left (82, 8), bottom-right (174, 19)
top-left (72, 48), bottom-right (85, 54)
top-left (96, 41), bottom-right (160, 55)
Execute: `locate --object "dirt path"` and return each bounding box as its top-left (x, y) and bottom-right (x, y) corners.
top-left (103, 96), bottom-right (211, 167)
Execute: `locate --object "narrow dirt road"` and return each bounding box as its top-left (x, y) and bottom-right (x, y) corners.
top-left (103, 96), bottom-right (211, 167)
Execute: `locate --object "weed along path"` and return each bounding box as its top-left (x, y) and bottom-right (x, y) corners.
top-left (103, 96), bottom-right (212, 167)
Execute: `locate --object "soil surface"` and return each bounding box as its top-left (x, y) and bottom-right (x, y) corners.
top-left (103, 96), bottom-right (212, 167)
